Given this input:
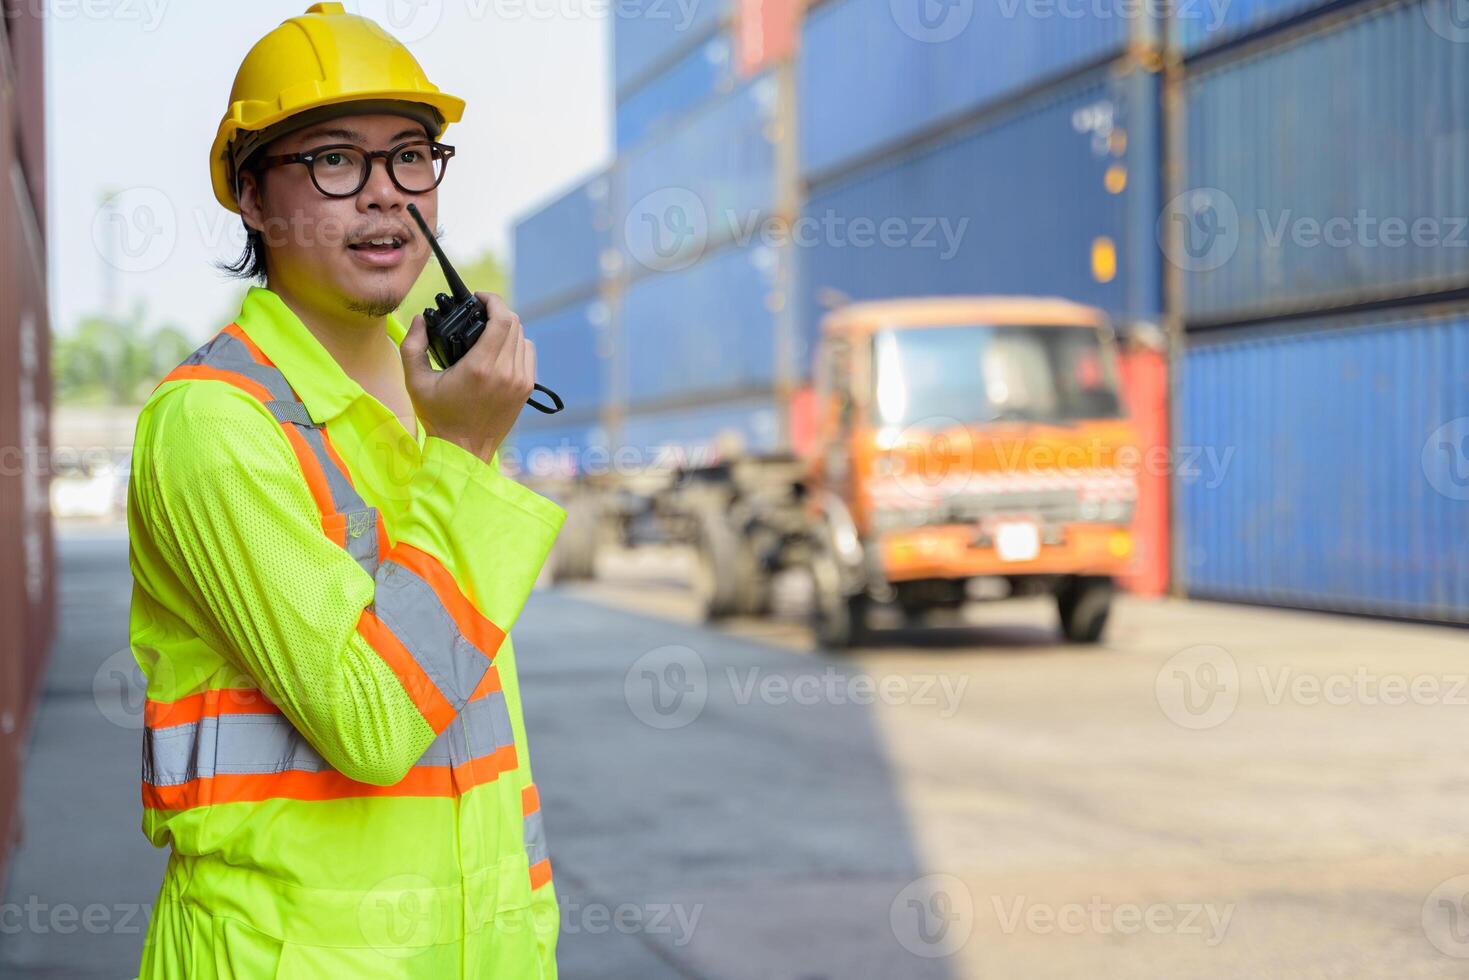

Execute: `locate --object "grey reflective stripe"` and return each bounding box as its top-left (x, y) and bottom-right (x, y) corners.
top-left (144, 715), bottom-right (331, 787)
top-left (142, 692), bottom-right (516, 787)
top-left (268, 400), bottom-right (313, 426)
top-left (295, 423), bottom-right (367, 515)
top-left (426, 689), bottom-right (513, 768)
top-left (372, 559), bottom-right (496, 712)
top-left (341, 506), bottom-right (380, 575)
top-left (184, 331), bottom-right (295, 402)
top-left (188, 325), bottom-right (381, 578)
top-left (524, 806), bottom-right (548, 867)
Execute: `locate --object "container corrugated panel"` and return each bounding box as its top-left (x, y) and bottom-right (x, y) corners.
top-left (1178, 305), bottom-right (1469, 621)
top-left (512, 170), bottom-right (612, 315)
top-left (1176, 0), bottom-right (1338, 55)
top-left (797, 72), bottom-right (1142, 366)
top-left (510, 418), bottom-right (610, 478)
top-left (622, 241), bottom-right (782, 405)
top-left (616, 35), bottom-right (733, 150)
top-left (1181, 0), bottom-right (1469, 323)
top-left (618, 74), bottom-right (778, 270)
top-left (620, 394), bottom-right (785, 461)
top-left (614, 0), bottom-right (728, 96)
top-left (799, 0), bottom-right (1131, 178)
top-left (0, 12), bottom-right (54, 886)
top-left (526, 299), bottom-right (612, 417)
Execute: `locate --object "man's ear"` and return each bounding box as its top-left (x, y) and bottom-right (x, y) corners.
top-left (237, 169), bottom-right (266, 234)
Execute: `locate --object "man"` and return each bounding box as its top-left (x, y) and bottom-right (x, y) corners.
top-left (127, 4), bottom-right (565, 975)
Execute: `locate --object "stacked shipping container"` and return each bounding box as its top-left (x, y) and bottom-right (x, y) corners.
top-left (0, 6), bottom-right (55, 884)
top-left (1172, 0), bottom-right (1469, 620)
top-left (516, 0), bottom-right (1467, 620)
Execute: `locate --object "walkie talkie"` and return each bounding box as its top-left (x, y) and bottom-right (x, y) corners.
top-left (405, 203), bottom-right (563, 414)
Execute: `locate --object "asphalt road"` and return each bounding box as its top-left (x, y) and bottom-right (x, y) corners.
top-left (5, 533), bottom-right (1469, 978)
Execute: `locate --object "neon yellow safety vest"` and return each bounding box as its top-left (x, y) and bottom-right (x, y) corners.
top-left (127, 285), bottom-right (566, 977)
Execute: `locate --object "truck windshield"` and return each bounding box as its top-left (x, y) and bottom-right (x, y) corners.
top-left (870, 324), bottom-right (1123, 428)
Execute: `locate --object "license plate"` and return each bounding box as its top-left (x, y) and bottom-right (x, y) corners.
top-left (994, 521), bottom-right (1040, 562)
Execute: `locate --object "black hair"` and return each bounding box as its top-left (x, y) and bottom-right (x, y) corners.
top-left (216, 158), bottom-right (269, 283)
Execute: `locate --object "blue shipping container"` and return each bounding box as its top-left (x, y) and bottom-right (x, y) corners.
top-left (510, 417), bottom-right (611, 478)
top-left (512, 171), bottom-right (612, 315)
top-left (614, 0), bottom-right (728, 97)
top-left (526, 299), bottom-right (612, 416)
top-left (620, 394), bottom-right (786, 462)
top-left (621, 241), bottom-right (783, 407)
top-left (798, 71), bottom-right (1156, 366)
top-left (1180, 0), bottom-right (1469, 322)
top-left (799, 0), bottom-right (1133, 178)
top-left (616, 35), bottom-right (733, 150)
top-left (1178, 305), bottom-right (1469, 622)
top-left (618, 75), bottom-right (779, 273)
top-left (1175, 0), bottom-right (1337, 55)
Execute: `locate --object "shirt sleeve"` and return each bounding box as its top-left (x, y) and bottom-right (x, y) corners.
top-left (131, 379), bottom-right (565, 786)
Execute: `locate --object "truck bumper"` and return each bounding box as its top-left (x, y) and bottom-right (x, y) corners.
top-left (876, 523), bottom-right (1134, 583)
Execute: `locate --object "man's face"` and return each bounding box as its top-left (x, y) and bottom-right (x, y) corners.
top-left (239, 112), bottom-right (438, 318)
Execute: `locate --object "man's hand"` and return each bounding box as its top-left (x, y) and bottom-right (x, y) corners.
top-left (401, 291), bottom-right (535, 463)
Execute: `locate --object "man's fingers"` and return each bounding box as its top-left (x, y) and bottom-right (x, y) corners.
top-left (400, 315), bottom-right (433, 384)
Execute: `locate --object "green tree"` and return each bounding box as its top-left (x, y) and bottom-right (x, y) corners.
top-left (53, 306), bottom-right (196, 406)
top-left (395, 249), bottom-right (509, 327)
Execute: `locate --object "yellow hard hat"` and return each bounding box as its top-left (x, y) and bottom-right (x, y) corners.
top-left (210, 2), bottom-right (465, 213)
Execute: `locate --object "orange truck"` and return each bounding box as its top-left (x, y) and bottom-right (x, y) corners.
top-left (551, 295), bottom-right (1139, 648)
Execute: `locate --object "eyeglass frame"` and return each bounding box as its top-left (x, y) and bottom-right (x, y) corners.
top-left (250, 139), bottom-right (456, 198)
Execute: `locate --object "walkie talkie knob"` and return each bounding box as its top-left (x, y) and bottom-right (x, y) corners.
top-left (435, 292), bottom-right (455, 312)
top-left (423, 307), bottom-right (439, 328)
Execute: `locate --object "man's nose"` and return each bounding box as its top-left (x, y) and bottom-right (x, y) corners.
top-left (358, 155), bottom-right (405, 211)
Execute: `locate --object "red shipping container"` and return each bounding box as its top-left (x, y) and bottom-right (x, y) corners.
top-left (1118, 344), bottom-right (1169, 596)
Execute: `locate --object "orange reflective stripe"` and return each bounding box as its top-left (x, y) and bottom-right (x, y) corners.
top-left (144, 688), bottom-right (281, 729)
top-left (161, 364), bottom-right (275, 403)
top-left (529, 859), bottom-right (553, 891)
top-left (385, 542), bottom-right (507, 659)
top-left (356, 608), bottom-right (458, 734)
top-left (141, 745), bottom-right (519, 811)
top-left (522, 783), bottom-right (540, 815)
top-left (279, 423), bottom-right (338, 519)
top-left (220, 322), bottom-right (272, 365)
top-left (468, 663), bottom-right (501, 701)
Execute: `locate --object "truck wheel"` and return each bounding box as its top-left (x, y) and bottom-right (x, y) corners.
top-left (735, 537), bottom-right (771, 617)
top-left (550, 498), bottom-right (598, 583)
top-left (692, 507), bottom-right (741, 620)
top-left (1057, 576), bottom-right (1114, 644)
top-left (809, 549), bottom-right (868, 650)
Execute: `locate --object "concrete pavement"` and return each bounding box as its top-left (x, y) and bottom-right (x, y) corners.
top-left (5, 532), bottom-right (1469, 977)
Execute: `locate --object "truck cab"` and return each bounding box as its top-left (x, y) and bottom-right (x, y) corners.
top-left (803, 296), bottom-right (1138, 647)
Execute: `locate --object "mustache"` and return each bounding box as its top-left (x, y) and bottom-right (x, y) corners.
top-left (346, 222), bottom-right (415, 245)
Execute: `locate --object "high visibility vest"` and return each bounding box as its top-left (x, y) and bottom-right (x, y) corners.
top-left (128, 288), bottom-right (564, 976)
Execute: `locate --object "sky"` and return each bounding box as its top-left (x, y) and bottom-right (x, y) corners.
top-left (46, 0), bottom-right (612, 339)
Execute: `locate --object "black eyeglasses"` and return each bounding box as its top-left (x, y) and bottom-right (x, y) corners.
top-left (253, 139), bottom-right (455, 198)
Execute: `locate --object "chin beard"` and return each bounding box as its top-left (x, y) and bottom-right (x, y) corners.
top-left (344, 291), bottom-right (403, 318)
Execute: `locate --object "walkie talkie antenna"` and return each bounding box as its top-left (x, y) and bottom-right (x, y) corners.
top-left (406, 203), bottom-right (471, 302)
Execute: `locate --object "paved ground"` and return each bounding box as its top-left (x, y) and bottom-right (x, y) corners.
top-left (5, 532), bottom-right (1469, 977)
